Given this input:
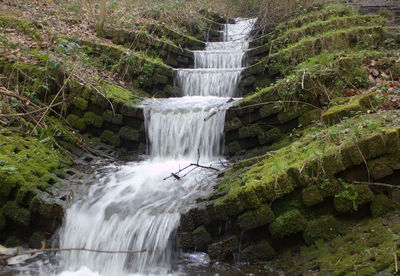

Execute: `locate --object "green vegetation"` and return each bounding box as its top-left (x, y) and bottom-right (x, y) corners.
top-left (271, 212), bottom-right (400, 275)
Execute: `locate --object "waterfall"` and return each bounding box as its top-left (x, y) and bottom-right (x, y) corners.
top-left (40, 18), bottom-right (256, 276)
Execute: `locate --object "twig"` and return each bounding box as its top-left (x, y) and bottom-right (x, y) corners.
top-left (0, 247), bottom-right (150, 262)
top-left (164, 163), bottom-right (219, 181)
top-left (233, 100), bottom-right (323, 112)
top-left (31, 64), bottom-right (76, 134)
top-left (395, 248), bottom-right (398, 273)
top-left (353, 138), bottom-right (371, 183)
top-left (0, 102), bottom-right (63, 117)
top-left (351, 180), bottom-right (400, 189)
top-left (301, 69), bottom-right (306, 90)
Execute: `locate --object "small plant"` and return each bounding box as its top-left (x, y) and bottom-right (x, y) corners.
top-left (335, 178), bottom-right (358, 211)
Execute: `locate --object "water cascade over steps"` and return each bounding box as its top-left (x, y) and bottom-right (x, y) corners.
top-left (41, 18), bottom-right (256, 276)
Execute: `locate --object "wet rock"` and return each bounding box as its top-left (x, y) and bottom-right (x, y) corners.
top-left (192, 226), bottom-right (211, 251)
top-left (208, 235), bottom-right (239, 261)
top-left (29, 232), bottom-right (46, 249)
top-left (177, 232), bottom-right (193, 249)
top-left (240, 240), bottom-right (276, 262)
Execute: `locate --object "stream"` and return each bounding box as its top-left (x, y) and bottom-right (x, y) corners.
top-left (7, 18), bottom-right (258, 276)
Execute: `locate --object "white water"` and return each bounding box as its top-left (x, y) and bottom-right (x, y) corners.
top-left (176, 18), bottom-right (256, 97)
top-left (33, 18), bottom-right (256, 276)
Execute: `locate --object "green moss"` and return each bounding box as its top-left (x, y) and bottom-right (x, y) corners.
top-left (370, 194), bottom-right (394, 218)
top-left (261, 15), bottom-right (386, 55)
top-left (103, 110), bottom-right (123, 125)
top-left (215, 112), bottom-right (400, 217)
top-left (238, 205), bottom-right (275, 231)
top-left (66, 114), bottom-right (86, 131)
top-left (301, 186), bottom-right (324, 207)
top-left (192, 226), bottom-right (211, 248)
top-left (0, 131), bottom-right (64, 202)
top-left (322, 93), bottom-right (379, 126)
top-left (250, 26), bottom-right (385, 81)
top-left (238, 124), bottom-right (263, 139)
top-left (258, 128), bottom-right (282, 145)
top-left (303, 215), bottom-right (344, 245)
top-left (100, 130), bottom-right (121, 147)
top-left (268, 209), bottom-right (307, 238)
top-left (72, 97), bottom-right (88, 111)
top-left (241, 241), bottom-right (276, 262)
top-left (0, 15), bottom-right (42, 40)
top-left (83, 112), bottom-right (103, 128)
top-left (298, 109), bottom-right (321, 127)
top-left (2, 201), bottom-right (31, 226)
top-left (334, 184), bottom-right (374, 213)
top-left (272, 213), bottom-right (400, 275)
top-left (118, 127), bottom-right (139, 142)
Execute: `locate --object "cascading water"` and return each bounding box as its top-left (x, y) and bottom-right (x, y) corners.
top-left (35, 18), bottom-right (256, 276)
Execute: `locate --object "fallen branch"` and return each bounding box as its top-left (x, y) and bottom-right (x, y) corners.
top-left (204, 98), bottom-right (235, 122)
top-left (232, 100), bottom-right (323, 112)
top-left (164, 163), bottom-right (219, 181)
top-left (164, 150), bottom-right (219, 180)
top-left (351, 180), bottom-right (400, 189)
top-left (0, 247), bottom-right (150, 263)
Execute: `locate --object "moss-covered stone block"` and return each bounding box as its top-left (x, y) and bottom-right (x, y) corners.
top-left (3, 201), bottom-right (31, 226)
top-left (225, 117), bottom-right (242, 132)
top-left (238, 205), bottom-right (275, 231)
top-left (334, 184), bottom-right (374, 213)
top-left (66, 114), bottom-right (86, 131)
top-left (239, 124), bottom-right (263, 139)
top-left (258, 128), bottom-right (282, 145)
top-left (100, 130), bottom-right (121, 147)
top-left (30, 196), bottom-right (63, 221)
top-left (72, 97), bottom-right (88, 111)
top-left (192, 226), bottom-right (211, 250)
top-left (103, 110), bottom-right (123, 125)
top-left (118, 127), bottom-right (139, 142)
top-left (318, 177), bottom-right (343, 198)
top-left (225, 141), bottom-right (242, 155)
top-left (370, 194), bottom-right (394, 218)
top-left (0, 212), bottom-right (6, 231)
top-left (83, 112), bottom-right (103, 128)
top-left (208, 236), bottom-right (239, 261)
top-left (268, 209), bottom-right (307, 238)
top-left (383, 128), bottom-right (400, 154)
top-left (278, 106), bottom-right (311, 124)
top-left (298, 109), bottom-right (321, 127)
top-left (259, 103), bottom-right (281, 118)
top-left (16, 187), bottom-right (36, 208)
top-left (322, 93), bottom-right (379, 126)
top-left (302, 186), bottom-right (324, 207)
top-left (358, 133), bottom-right (386, 160)
top-left (240, 240), bottom-right (276, 262)
top-left (303, 215), bottom-right (343, 245)
top-left (29, 232), bottom-right (46, 249)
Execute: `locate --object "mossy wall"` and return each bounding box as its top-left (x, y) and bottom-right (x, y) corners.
top-left (0, 131), bottom-right (69, 247)
top-left (178, 114), bottom-right (400, 263)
